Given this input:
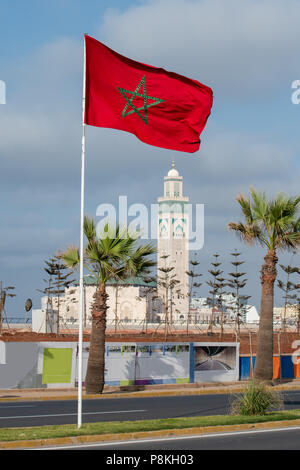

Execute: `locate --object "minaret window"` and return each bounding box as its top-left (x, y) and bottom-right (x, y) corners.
top-left (174, 182), bottom-right (179, 197)
top-left (165, 182), bottom-right (170, 196)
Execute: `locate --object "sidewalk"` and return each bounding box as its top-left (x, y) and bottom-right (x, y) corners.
top-left (1, 379), bottom-right (300, 402)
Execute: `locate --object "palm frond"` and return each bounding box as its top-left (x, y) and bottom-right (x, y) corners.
top-left (230, 188), bottom-right (300, 254)
top-left (228, 222), bottom-right (264, 246)
top-left (236, 194), bottom-right (254, 224)
top-left (84, 216), bottom-right (96, 242)
top-left (249, 187), bottom-right (268, 221)
top-left (61, 246), bottom-right (80, 269)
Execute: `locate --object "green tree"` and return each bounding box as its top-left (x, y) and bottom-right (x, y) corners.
top-left (157, 254), bottom-right (180, 339)
top-left (277, 262), bottom-right (298, 331)
top-left (216, 272), bottom-right (227, 339)
top-left (290, 267), bottom-right (300, 332)
top-left (0, 283), bottom-right (16, 333)
top-left (49, 256), bottom-right (75, 333)
top-left (206, 253), bottom-right (223, 334)
top-left (228, 188), bottom-right (300, 383)
top-left (37, 257), bottom-right (74, 333)
top-left (186, 255), bottom-right (202, 333)
top-left (227, 249), bottom-right (251, 337)
top-left (61, 217), bottom-right (156, 394)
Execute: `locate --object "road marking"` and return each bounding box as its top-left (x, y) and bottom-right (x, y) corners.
top-left (0, 409), bottom-right (146, 420)
top-left (34, 425), bottom-right (300, 450)
top-left (0, 405), bottom-right (35, 409)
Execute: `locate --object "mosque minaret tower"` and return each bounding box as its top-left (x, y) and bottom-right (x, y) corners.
top-left (157, 161), bottom-right (190, 322)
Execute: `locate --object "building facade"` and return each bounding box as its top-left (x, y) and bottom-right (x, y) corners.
top-left (51, 277), bottom-right (157, 328)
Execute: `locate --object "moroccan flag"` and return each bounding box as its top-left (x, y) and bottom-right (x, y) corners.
top-left (84, 35), bottom-right (213, 153)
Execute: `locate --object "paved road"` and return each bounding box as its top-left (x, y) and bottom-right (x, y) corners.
top-left (48, 427), bottom-right (300, 450)
top-left (27, 427), bottom-right (300, 450)
top-left (0, 390), bottom-right (300, 428)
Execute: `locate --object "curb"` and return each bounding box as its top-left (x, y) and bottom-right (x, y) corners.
top-left (0, 385), bottom-right (299, 402)
top-left (2, 418), bottom-right (300, 449)
top-left (0, 388), bottom-right (243, 402)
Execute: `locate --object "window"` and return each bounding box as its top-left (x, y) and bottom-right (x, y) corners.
top-left (164, 345), bottom-right (176, 354)
top-left (151, 345), bottom-right (164, 355)
top-left (122, 345), bottom-right (136, 354)
top-left (176, 345), bottom-right (190, 353)
top-left (108, 346), bottom-right (122, 354)
top-left (174, 182), bottom-right (179, 197)
top-left (137, 345), bottom-right (150, 356)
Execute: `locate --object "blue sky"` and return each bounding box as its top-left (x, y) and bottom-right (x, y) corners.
top-left (1, 0), bottom-right (300, 317)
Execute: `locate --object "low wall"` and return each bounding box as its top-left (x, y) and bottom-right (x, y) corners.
top-left (240, 355), bottom-right (300, 380)
top-left (3, 339), bottom-right (284, 390)
top-left (0, 341), bottom-right (77, 389)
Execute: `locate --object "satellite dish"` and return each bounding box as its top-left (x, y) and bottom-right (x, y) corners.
top-left (25, 298), bottom-right (32, 312)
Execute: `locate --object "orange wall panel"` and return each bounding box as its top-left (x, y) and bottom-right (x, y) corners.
top-left (273, 356), bottom-right (280, 379)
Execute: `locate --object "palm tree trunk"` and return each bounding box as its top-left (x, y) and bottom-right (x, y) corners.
top-left (254, 250), bottom-right (278, 383)
top-left (85, 283), bottom-right (108, 394)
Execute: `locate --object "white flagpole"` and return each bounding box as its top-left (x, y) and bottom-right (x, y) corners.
top-left (78, 34), bottom-right (86, 429)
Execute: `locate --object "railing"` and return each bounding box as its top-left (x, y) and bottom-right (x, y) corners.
top-left (4, 317), bottom-right (31, 324)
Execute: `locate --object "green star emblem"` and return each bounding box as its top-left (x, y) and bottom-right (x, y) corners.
top-left (117, 76), bottom-right (164, 125)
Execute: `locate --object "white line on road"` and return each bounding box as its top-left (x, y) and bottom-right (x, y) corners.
top-left (0, 409), bottom-right (147, 420)
top-left (34, 425), bottom-right (300, 450)
top-left (0, 405), bottom-right (35, 409)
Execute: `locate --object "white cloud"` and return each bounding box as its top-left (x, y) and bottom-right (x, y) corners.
top-left (1, 2), bottom-right (300, 312)
top-left (100, 0), bottom-right (300, 98)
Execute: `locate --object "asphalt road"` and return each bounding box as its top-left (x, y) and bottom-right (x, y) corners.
top-left (44, 426), bottom-right (300, 450)
top-left (0, 390), bottom-right (300, 428)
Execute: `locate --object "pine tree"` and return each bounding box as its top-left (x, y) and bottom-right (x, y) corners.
top-left (186, 255), bottom-right (202, 333)
top-left (216, 272), bottom-right (227, 339)
top-left (291, 282), bottom-right (300, 333)
top-left (157, 254), bottom-right (180, 339)
top-left (227, 249), bottom-right (251, 336)
top-left (0, 283), bottom-right (16, 333)
top-left (206, 253), bottom-right (223, 334)
top-left (38, 256), bottom-right (74, 333)
top-left (135, 273), bottom-right (157, 333)
top-left (37, 257), bottom-right (58, 333)
top-left (277, 263), bottom-right (298, 331)
top-left (51, 255), bottom-right (75, 333)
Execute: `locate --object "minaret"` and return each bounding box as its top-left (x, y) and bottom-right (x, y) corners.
top-left (157, 161), bottom-right (189, 321)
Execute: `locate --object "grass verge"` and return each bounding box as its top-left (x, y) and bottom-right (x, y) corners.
top-left (1, 410), bottom-right (300, 442)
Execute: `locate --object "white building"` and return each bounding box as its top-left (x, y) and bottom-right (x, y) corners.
top-left (190, 296), bottom-right (259, 325)
top-left (246, 305), bottom-right (259, 324)
top-left (50, 276), bottom-right (158, 327)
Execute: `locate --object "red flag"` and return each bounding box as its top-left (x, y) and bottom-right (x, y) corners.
top-left (84, 35), bottom-right (213, 153)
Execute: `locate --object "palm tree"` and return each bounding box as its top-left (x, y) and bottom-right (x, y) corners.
top-left (61, 216), bottom-right (156, 394)
top-left (228, 188), bottom-right (300, 383)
